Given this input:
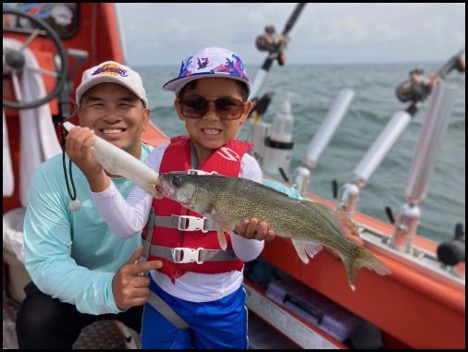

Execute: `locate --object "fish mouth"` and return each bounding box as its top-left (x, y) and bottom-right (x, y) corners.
top-left (155, 177), bottom-right (174, 199)
top-left (155, 183), bottom-right (167, 197)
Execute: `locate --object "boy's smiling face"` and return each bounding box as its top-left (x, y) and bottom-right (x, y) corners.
top-left (175, 77), bottom-right (252, 164)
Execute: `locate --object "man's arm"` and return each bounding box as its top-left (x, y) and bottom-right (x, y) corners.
top-left (24, 168), bottom-right (118, 314)
top-left (24, 165), bottom-right (161, 314)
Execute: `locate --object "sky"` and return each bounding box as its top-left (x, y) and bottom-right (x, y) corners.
top-left (115, 3), bottom-right (465, 67)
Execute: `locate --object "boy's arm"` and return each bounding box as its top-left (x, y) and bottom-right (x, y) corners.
top-left (92, 181), bottom-right (152, 238)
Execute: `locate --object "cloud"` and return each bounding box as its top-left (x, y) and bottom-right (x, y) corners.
top-left (116, 3), bottom-right (465, 66)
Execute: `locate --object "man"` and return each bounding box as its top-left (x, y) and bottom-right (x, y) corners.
top-left (16, 61), bottom-right (162, 349)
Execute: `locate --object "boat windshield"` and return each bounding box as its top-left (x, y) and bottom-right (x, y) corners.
top-left (3, 3), bottom-right (79, 39)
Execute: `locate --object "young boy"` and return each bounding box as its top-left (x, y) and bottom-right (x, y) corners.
top-left (67, 47), bottom-right (272, 349)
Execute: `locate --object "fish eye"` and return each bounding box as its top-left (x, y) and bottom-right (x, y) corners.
top-left (172, 175), bottom-right (183, 187)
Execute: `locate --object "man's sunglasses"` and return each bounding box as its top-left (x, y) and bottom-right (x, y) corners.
top-left (179, 95), bottom-right (245, 120)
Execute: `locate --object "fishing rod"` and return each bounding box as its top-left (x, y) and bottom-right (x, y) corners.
top-left (237, 3), bottom-right (306, 145)
top-left (395, 45), bottom-right (465, 116)
top-left (248, 3), bottom-right (307, 103)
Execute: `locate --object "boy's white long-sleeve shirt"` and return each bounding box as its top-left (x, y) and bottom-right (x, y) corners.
top-left (93, 143), bottom-right (265, 302)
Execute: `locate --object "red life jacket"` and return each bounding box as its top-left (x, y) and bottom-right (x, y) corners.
top-left (142, 135), bottom-right (253, 282)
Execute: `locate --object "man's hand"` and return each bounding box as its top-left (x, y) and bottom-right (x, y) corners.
top-left (234, 218), bottom-right (276, 242)
top-left (65, 126), bottom-right (110, 192)
top-left (112, 246), bottom-right (163, 309)
top-left (65, 126), bottom-right (100, 177)
top-left (325, 210), bottom-right (364, 259)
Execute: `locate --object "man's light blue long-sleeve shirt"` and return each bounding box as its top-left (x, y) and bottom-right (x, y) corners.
top-left (24, 143), bottom-right (153, 315)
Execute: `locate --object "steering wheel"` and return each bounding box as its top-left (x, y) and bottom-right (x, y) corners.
top-left (3, 8), bottom-right (68, 110)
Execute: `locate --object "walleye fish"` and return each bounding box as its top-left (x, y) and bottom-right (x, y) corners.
top-left (157, 171), bottom-right (391, 291)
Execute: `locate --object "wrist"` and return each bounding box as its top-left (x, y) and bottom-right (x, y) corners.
top-left (88, 169), bottom-right (111, 192)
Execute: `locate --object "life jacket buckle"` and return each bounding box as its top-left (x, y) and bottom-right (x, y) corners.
top-left (172, 247), bottom-right (204, 264)
top-left (187, 169), bottom-right (218, 176)
top-left (178, 215), bottom-right (209, 233)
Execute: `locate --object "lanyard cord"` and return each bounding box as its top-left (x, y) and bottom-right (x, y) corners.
top-left (57, 121), bottom-right (80, 210)
top-left (62, 149), bottom-right (77, 202)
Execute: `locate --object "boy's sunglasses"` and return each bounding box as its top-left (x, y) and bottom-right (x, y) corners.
top-left (179, 95), bottom-right (245, 120)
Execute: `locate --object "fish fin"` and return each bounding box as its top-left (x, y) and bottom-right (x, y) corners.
top-left (342, 246), bottom-right (392, 291)
top-left (342, 257), bottom-right (358, 291)
top-left (217, 229), bottom-right (227, 251)
top-left (216, 223), bottom-right (235, 251)
top-left (291, 239), bottom-right (323, 264)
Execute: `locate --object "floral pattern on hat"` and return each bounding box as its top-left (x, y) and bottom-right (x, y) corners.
top-left (179, 56), bottom-right (194, 78)
top-left (178, 53), bottom-right (247, 81)
top-left (163, 47), bottom-right (250, 94)
top-left (213, 54), bottom-right (248, 79)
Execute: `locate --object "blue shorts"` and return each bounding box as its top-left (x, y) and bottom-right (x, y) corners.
top-left (141, 278), bottom-right (248, 349)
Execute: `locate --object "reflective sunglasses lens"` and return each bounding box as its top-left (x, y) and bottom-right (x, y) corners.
top-left (215, 97), bottom-right (244, 120)
top-left (181, 96), bottom-right (244, 120)
top-left (181, 96), bottom-right (207, 118)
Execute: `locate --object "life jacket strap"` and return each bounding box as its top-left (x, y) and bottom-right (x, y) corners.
top-left (154, 215), bottom-right (217, 233)
top-left (147, 290), bottom-right (189, 329)
top-left (141, 207), bottom-right (156, 262)
top-left (150, 245), bottom-right (237, 264)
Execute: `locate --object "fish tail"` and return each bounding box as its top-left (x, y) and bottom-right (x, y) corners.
top-left (333, 209), bottom-right (391, 290)
top-left (343, 247), bottom-right (392, 291)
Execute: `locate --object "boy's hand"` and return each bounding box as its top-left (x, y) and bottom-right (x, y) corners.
top-left (234, 218), bottom-right (275, 241)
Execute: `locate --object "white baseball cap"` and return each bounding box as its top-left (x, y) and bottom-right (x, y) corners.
top-left (76, 61), bottom-right (148, 107)
top-left (163, 47), bottom-right (250, 95)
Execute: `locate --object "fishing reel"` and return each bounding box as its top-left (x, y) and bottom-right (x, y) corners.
top-left (248, 91), bottom-right (274, 121)
top-left (255, 25), bottom-right (288, 66)
top-left (395, 67), bottom-right (432, 104)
